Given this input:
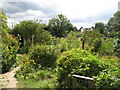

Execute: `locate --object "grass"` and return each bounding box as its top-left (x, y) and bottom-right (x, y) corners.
top-left (17, 78), bottom-right (59, 88)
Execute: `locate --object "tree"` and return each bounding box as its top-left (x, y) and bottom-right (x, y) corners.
top-left (12, 20), bottom-right (54, 53)
top-left (48, 14), bottom-right (74, 37)
top-left (12, 20), bottom-right (40, 45)
top-left (33, 26), bottom-right (54, 45)
top-left (107, 11), bottom-right (120, 57)
top-left (94, 22), bottom-right (105, 34)
top-left (107, 11), bottom-right (120, 32)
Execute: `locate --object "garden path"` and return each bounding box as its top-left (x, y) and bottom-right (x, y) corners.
top-left (0, 66), bottom-right (20, 88)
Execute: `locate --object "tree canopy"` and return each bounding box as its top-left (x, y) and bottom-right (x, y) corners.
top-left (48, 14), bottom-right (74, 37)
top-left (107, 11), bottom-right (120, 32)
top-left (94, 22), bottom-right (105, 34)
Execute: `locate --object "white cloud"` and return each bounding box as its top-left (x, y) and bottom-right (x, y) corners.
top-left (3, 0), bottom-right (120, 28)
top-left (7, 10), bottom-right (47, 28)
top-left (53, 0), bottom-right (119, 19)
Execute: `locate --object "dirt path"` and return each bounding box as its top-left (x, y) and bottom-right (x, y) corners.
top-left (0, 66), bottom-right (20, 88)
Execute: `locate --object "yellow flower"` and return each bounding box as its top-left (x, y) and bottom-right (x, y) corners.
top-left (26, 62), bottom-right (30, 64)
top-left (30, 60), bottom-right (34, 62)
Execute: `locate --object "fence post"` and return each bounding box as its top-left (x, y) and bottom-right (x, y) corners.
top-left (88, 80), bottom-right (94, 88)
top-left (72, 77), bottom-right (77, 88)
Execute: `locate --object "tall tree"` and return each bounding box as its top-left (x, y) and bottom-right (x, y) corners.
top-left (107, 11), bottom-right (120, 32)
top-left (12, 20), bottom-right (40, 45)
top-left (94, 22), bottom-right (105, 34)
top-left (107, 11), bottom-right (120, 57)
top-left (12, 20), bottom-right (54, 53)
top-left (48, 14), bottom-right (74, 37)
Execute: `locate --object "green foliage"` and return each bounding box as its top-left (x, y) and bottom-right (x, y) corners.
top-left (12, 20), bottom-right (39, 44)
top-left (12, 20), bottom-right (38, 53)
top-left (56, 48), bottom-right (119, 88)
top-left (1, 10), bottom-right (19, 73)
top-left (107, 11), bottom-right (120, 33)
top-left (12, 20), bottom-right (53, 54)
top-left (82, 30), bottom-right (103, 53)
top-left (34, 27), bottom-right (54, 45)
top-left (94, 69), bottom-right (119, 88)
top-left (94, 22), bottom-right (105, 34)
top-left (17, 78), bottom-right (58, 88)
top-left (114, 41), bottom-right (120, 57)
top-left (48, 14), bottom-right (74, 37)
top-left (36, 70), bottom-right (45, 80)
top-left (29, 45), bottom-right (58, 68)
top-left (55, 31), bottom-right (82, 53)
top-left (92, 38), bottom-right (102, 52)
top-left (27, 69), bottom-right (55, 80)
top-left (99, 38), bottom-right (115, 55)
top-left (0, 8), bottom-right (8, 29)
top-left (15, 54), bottom-right (36, 79)
top-left (1, 32), bottom-right (19, 73)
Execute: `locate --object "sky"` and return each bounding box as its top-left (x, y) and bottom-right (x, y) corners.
top-left (0, 0), bottom-right (120, 29)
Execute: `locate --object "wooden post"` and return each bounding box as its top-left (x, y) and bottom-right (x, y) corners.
top-left (72, 77), bottom-right (77, 88)
top-left (82, 38), bottom-right (84, 49)
top-left (88, 80), bottom-right (94, 88)
top-left (80, 38), bottom-right (84, 49)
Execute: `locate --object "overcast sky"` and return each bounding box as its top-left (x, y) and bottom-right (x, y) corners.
top-left (0, 0), bottom-right (120, 29)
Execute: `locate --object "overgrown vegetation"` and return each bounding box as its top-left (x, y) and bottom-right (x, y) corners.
top-left (1, 9), bottom-right (120, 89)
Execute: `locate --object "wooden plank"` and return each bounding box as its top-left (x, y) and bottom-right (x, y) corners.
top-left (73, 75), bottom-right (94, 81)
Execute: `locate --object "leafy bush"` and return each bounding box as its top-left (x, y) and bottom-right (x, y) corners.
top-left (114, 39), bottom-right (120, 57)
top-left (56, 48), bottom-right (119, 88)
top-left (34, 28), bottom-right (54, 45)
top-left (55, 31), bottom-right (82, 53)
top-left (0, 10), bottom-right (19, 73)
top-left (29, 45), bottom-right (58, 68)
top-left (15, 54), bottom-right (36, 79)
top-left (36, 70), bottom-right (45, 80)
top-left (26, 69), bottom-right (54, 80)
top-left (94, 69), bottom-right (119, 89)
top-left (1, 29), bottom-right (19, 73)
top-left (12, 20), bottom-right (54, 54)
top-left (99, 38), bottom-right (115, 55)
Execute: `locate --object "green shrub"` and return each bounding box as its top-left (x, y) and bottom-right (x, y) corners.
top-left (29, 45), bottom-right (58, 68)
top-left (55, 31), bottom-right (82, 53)
top-left (36, 70), bottom-right (45, 80)
top-left (1, 30), bottom-right (19, 73)
top-left (94, 69), bottom-right (119, 89)
top-left (15, 54), bottom-right (36, 79)
top-left (1, 10), bottom-right (19, 73)
top-left (114, 39), bottom-right (120, 57)
top-left (56, 48), bottom-right (119, 88)
top-left (99, 38), bottom-right (115, 55)
top-left (30, 69), bottom-right (54, 80)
